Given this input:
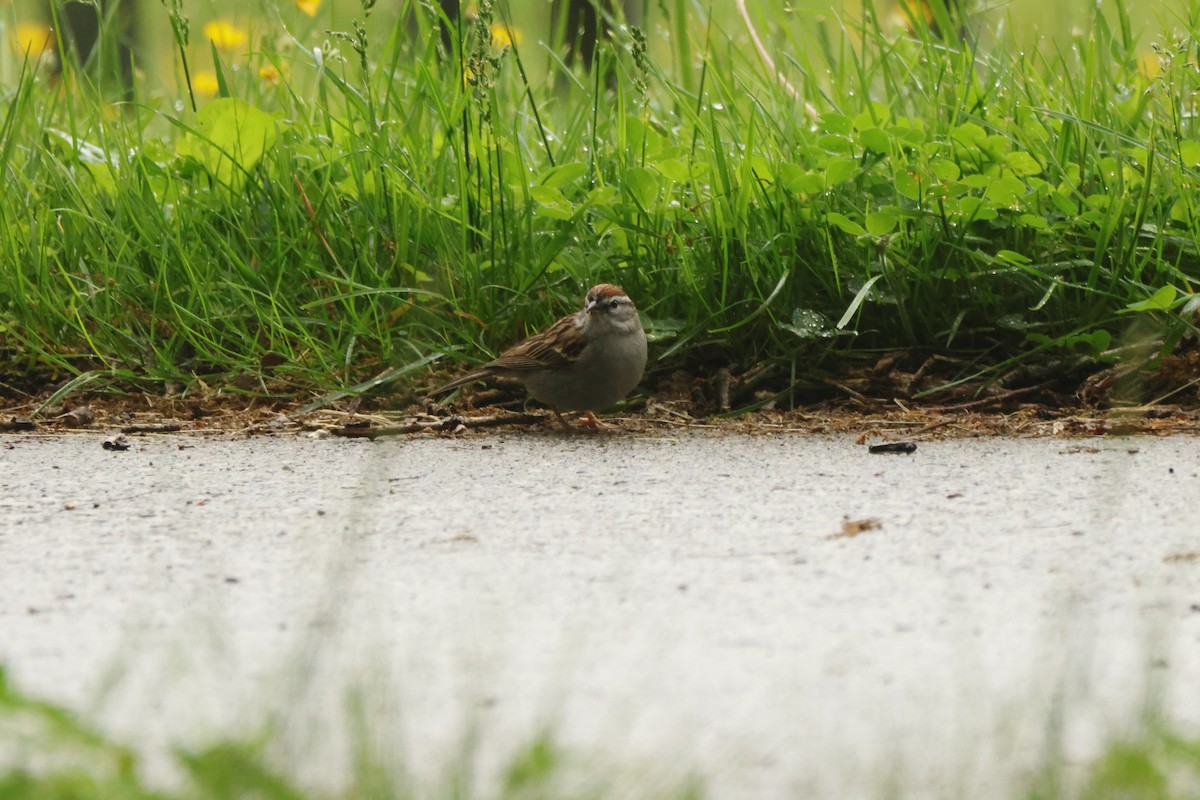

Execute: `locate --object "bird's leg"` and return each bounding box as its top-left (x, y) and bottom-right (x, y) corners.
top-left (577, 410), bottom-right (606, 429)
top-left (551, 409), bottom-right (576, 433)
top-left (550, 409), bottom-right (608, 432)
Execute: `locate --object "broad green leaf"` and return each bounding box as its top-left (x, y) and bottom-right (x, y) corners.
top-left (986, 174), bottom-right (1027, 207)
top-left (1179, 140), bottom-right (1200, 167)
top-left (895, 171), bottom-right (921, 200)
top-left (586, 185), bottom-right (619, 206)
top-left (1068, 330), bottom-right (1111, 355)
top-left (865, 209), bottom-right (899, 236)
top-left (930, 159), bottom-right (960, 182)
top-left (496, 147), bottom-right (530, 190)
top-left (1024, 176), bottom-right (1051, 198)
top-left (644, 317), bottom-right (684, 343)
top-left (892, 126), bottom-right (926, 146)
top-left (1018, 213), bottom-right (1050, 231)
top-left (781, 308), bottom-right (837, 339)
top-left (826, 212), bottom-right (867, 237)
top-left (177, 98), bottom-right (276, 188)
top-left (1019, 118), bottom-right (1050, 142)
top-left (852, 103), bottom-right (890, 130)
top-left (624, 116), bottom-right (647, 154)
top-left (818, 134), bottom-right (854, 155)
top-left (1169, 198), bottom-right (1191, 223)
top-left (537, 162), bottom-right (587, 189)
top-left (858, 127), bottom-right (891, 154)
top-left (953, 196), bottom-right (998, 221)
top-left (336, 170), bottom-right (376, 198)
top-left (83, 162), bottom-right (117, 194)
top-left (996, 249), bottom-right (1031, 265)
top-left (1050, 190), bottom-right (1077, 215)
top-left (743, 155), bottom-right (774, 185)
top-left (950, 122), bottom-right (987, 148)
top-left (819, 113), bottom-right (853, 135)
top-left (1125, 285), bottom-right (1176, 312)
top-left (654, 157), bottom-right (693, 183)
top-left (529, 185), bottom-right (574, 220)
top-left (825, 158), bottom-right (858, 186)
top-left (1026, 333), bottom-right (1053, 348)
top-left (623, 166), bottom-right (661, 210)
top-left (780, 163), bottom-right (822, 195)
top-left (982, 134), bottom-right (1011, 158)
top-left (1005, 151), bottom-right (1042, 176)
top-left (592, 219), bottom-right (629, 252)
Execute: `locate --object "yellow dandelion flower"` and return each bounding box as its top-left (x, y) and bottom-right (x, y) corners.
top-left (897, 0), bottom-right (935, 25)
top-left (1137, 51), bottom-right (1163, 79)
top-left (490, 23), bottom-right (522, 49)
top-left (295, 0), bottom-right (320, 17)
top-left (203, 18), bottom-right (247, 50)
top-left (12, 22), bottom-right (54, 56)
top-left (259, 64), bottom-right (284, 87)
top-left (192, 70), bottom-right (219, 97)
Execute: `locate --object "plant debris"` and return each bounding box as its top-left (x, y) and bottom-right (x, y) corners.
top-left (102, 433), bottom-right (130, 451)
top-left (828, 517), bottom-right (883, 539)
top-left (2, 346), bottom-right (1200, 440)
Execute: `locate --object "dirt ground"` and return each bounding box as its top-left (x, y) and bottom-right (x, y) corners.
top-left (3, 390), bottom-right (1199, 444)
top-left (5, 342), bottom-right (1200, 440)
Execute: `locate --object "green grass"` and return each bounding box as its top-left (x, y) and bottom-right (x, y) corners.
top-left (1, 0), bottom-right (1198, 408)
top-left (0, 663), bottom-right (702, 800)
top-left (3, 662), bottom-right (1200, 800)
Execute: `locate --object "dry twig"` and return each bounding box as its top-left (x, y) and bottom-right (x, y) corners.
top-left (332, 412), bottom-right (546, 439)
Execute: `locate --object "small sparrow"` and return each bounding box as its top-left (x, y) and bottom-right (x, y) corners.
top-left (431, 284), bottom-right (648, 430)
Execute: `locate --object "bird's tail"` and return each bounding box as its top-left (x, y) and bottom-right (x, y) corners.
top-left (427, 369), bottom-right (490, 396)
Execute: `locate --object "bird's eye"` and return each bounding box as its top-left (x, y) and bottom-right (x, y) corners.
top-left (608, 299), bottom-right (620, 310)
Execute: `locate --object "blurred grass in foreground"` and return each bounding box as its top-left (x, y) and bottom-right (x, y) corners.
top-left (2, 663), bottom-right (1200, 799)
top-left (0, 0), bottom-right (1198, 406)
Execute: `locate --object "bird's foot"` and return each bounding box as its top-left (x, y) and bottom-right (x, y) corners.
top-left (549, 410), bottom-right (609, 433)
top-left (551, 409), bottom-right (576, 433)
top-left (577, 410), bottom-right (605, 429)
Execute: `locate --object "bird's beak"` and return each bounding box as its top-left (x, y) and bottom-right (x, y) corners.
top-left (585, 299), bottom-right (599, 314)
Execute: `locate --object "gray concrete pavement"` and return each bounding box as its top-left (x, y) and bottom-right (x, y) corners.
top-left (1, 430), bottom-right (1199, 798)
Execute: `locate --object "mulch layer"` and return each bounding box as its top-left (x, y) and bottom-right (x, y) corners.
top-left (3, 344), bottom-right (1199, 441)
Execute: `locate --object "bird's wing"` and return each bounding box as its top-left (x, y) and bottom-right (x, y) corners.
top-left (485, 314), bottom-right (585, 373)
top-left (429, 313), bottom-right (585, 395)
